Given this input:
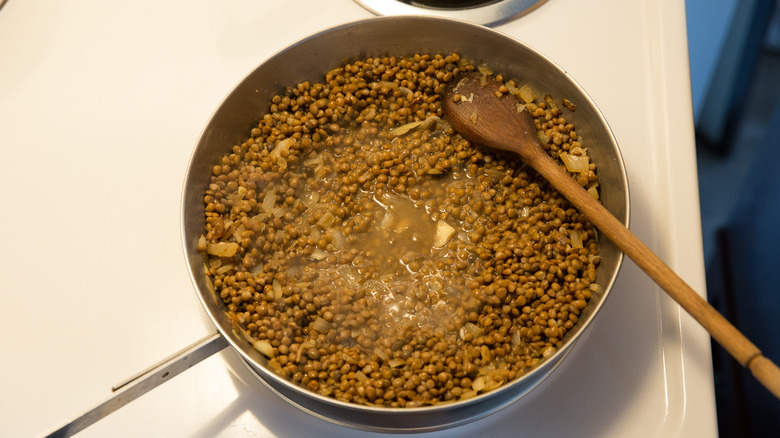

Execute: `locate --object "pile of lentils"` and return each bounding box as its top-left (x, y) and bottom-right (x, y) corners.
top-left (200, 53), bottom-right (602, 407)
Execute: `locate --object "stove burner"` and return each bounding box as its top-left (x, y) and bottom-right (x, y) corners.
top-left (355, 0), bottom-right (547, 25)
top-left (397, 0), bottom-right (502, 8)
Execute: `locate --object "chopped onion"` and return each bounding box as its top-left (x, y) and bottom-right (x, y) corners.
top-left (311, 249), bottom-right (328, 260)
top-left (544, 95), bottom-right (558, 111)
top-left (304, 155), bottom-right (322, 167)
top-left (232, 224), bottom-right (245, 243)
top-left (433, 220), bottom-right (456, 248)
top-left (388, 358), bottom-right (405, 368)
top-left (262, 190), bottom-right (276, 215)
top-left (420, 115), bottom-right (441, 130)
top-left (477, 63), bottom-right (493, 75)
top-left (272, 206), bottom-right (287, 218)
top-left (253, 340), bottom-right (275, 358)
top-left (512, 330), bottom-right (522, 346)
top-left (197, 234), bottom-right (207, 252)
top-left (329, 229), bottom-right (346, 251)
top-left (537, 130), bottom-right (551, 145)
top-left (460, 389), bottom-right (478, 400)
top-left (250, 263), bottom-right (264, 276)
top-left (311, 316), bottom-right (332, 333)
top-left (380, 210), bottom-right (395, 231)
top-left (207, 242), bottom-right (239, 257)
top-left (388, 120), bottom-right (424, 137)
top-left (588, 186), bottom-right (600, 200)
top-left (272, 278), bottom-right (283, 301)
top-left (469, 112), bottom-right (478, 124)
top-left (560, 152), bottom-right (590, 173)
top-left (459, 322), bottom-right (483, 340)
top-left (570, 229), bottom-right (583, 248)
top-left (270, 137), bottom-right (295, 159)
top-left (378, 80), bottom-right (398, 90)
top-left (304, 191), bottom-right (320, 208)
top-left (317, 211), bottom-right (338, 228)
top-left (355, 371), bottom-right (369, 384)
top-left (518, 84), bottom-right (535, 103)
top-left (472, 376), bottom-right (487, 392)
top-left (373, 347), bottom-right (390, 363)
top-left (250, 213), bottom-right (266, 226)
top-left (589, 283), bottom-right (604, 294)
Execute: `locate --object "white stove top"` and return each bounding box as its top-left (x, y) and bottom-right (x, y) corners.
top-left (0, 0), bottom-right (717, 436)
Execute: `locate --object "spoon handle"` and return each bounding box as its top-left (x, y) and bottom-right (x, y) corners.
top-left (521, 145), bottom-right (780, 399)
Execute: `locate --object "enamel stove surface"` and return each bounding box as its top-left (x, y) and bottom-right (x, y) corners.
top-left (0, 1), bottom-right (717, 437)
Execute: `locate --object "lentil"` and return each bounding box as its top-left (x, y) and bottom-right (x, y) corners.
top-left (200, 53), bottom-right (601, 407)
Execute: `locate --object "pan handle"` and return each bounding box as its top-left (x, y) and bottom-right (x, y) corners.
top-left (44, 332), bottom-right (229, 438)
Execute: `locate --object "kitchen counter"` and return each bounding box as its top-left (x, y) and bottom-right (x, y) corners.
top-left (0, 0), bottom-right (717, 436)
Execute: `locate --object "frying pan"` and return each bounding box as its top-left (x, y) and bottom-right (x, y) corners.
top-left (46, 15), bottom-right (628, 436)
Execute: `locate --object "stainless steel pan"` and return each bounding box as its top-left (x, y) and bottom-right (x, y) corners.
top-left (47, 15), bottom-right (628, 437)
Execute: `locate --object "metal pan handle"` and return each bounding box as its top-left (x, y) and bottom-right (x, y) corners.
top-left (43, 332), bottom-right (229, 437)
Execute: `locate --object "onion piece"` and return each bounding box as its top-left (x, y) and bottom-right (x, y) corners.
top-left (272, 206), bottom-right (287, 218)
top-left (388, 120), bottom-right (424, 137)
top-left (197, 235), bottom-right (207, 252)
top-left (477, 63), bottom-right (493, 76)
top-left (250, 263), bottom-right (264, 276)
top-left (317, 211), bottom-right (338, 228)
top-left (472, 376), bottom-right (487, 392)
top-left (518, 84), bottom-right (535, 103)
top-left (329, 229), bottom-right (346, 251)
top-left (253, 340), bottom-right (275, 358)
top-left (388, 358), bottom-right (405, 368)
top-left (207, 242), bottom-right (239, 257)
top-left (588, 186), bottom-right (600, 200)
top-left (570, 229), bottom-right (584, 248)
top-left (560, 152), bottom-right (590, 173)
top-left (262, 190), bottom-right (277, 215)
top-left (270, 137), bottom-right (295, 161)
top-left (304, 191), bottom-right (320, 208)
top-left (373, 347), bottom-right (390, 363)
top-left (589, 283), bottom-right (604, 294)
top-left (304, 155), bottom-right (322, 167)
top-left (272, 279), bottom-right (283, 301)
top-left (310, 249), bottom-right (328, 260)
top-left (544, 95), bottom-right (558, 111)
top-left (459, 322), bottom-right (483, 340)
top-left (537, 130), bottom-right (551, 145)
top-left (433, 220), bottom-right (456, 248)
top-left (311, 316), bottom-right (332, 333)
top-left (378, 80), bottom-right (398, 90)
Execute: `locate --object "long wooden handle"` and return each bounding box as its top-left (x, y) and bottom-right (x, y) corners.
top-left (523, 145), bottom-right (780, 399)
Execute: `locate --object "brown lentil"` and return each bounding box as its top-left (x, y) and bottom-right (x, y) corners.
top-left (200, 53), bottom-right (601, 407)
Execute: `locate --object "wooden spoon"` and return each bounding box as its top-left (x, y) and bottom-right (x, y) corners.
top-left (442, 71), bottom-right (780, 399)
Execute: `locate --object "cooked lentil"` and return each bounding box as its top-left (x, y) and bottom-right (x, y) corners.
top-left (200, 53), bottom-right (602, 407)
